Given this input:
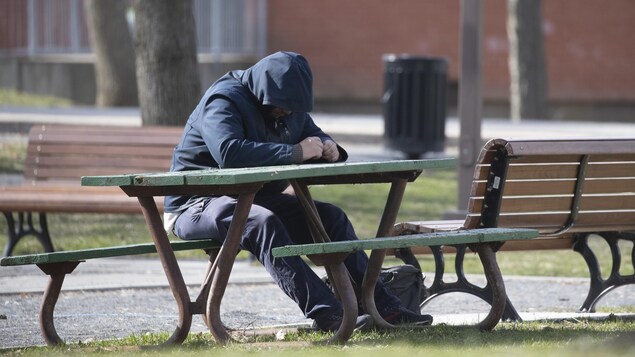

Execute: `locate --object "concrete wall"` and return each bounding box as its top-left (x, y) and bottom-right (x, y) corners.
top-left (1, 56), bottom-right (96, 105)
top-left (0, 55), bottom-right (256, 106)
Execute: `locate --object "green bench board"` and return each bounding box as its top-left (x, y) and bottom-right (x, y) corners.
top-left (81, 159), bottom-right (457, 187)
top-left (0, 239), bottom-right (219, 266)
top-left (272, 228), bottom-right (538, 258)
top-left (272, 227), bottom-right (538, 332)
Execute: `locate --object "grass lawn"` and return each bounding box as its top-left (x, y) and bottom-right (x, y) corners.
top-left (3, 320), bottom-right (634, 356)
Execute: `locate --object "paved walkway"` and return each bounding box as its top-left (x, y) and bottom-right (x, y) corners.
top-left (1, 107), bottom-right (634, 348)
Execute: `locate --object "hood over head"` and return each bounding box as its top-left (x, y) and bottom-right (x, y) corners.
top-left (240, 51), bottom-right (313, 113)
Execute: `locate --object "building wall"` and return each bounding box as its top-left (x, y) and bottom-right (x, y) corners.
top-left (1, 1), bottom-right (633, 120)
top-left (267, 0), bottom-right (635, 117)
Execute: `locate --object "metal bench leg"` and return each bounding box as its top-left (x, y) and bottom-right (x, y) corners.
top-left (420, 244), bottom-right (523, 323)
top-left (476, 244), bottom-right (506, 331)
top-left (3, 212), bottom-right (54, 256)
top-left (574, 232), bottom-right (635, 313)
top-left (36, 262), bottom-right (81, 346)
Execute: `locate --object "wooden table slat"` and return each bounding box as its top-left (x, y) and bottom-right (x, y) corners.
top-left (81, 159), bottom-right (456, 187)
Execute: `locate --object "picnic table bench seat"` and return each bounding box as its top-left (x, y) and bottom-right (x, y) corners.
top-left (0, 124), bottom-right (183, 256)
top-left (389, 138), bottom-right (635, 320)
top-left (0, 239), bottom-right (220, 346)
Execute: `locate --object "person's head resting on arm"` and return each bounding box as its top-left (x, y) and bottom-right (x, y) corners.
top-left (241, 51), bottom-right (343, 163)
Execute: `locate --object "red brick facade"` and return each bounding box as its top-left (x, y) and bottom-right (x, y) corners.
top-left (268, 0), bottom-right (635, 105)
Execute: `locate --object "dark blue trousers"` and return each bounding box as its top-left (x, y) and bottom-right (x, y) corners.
top-left (173, 193), bottom-right (401, 319)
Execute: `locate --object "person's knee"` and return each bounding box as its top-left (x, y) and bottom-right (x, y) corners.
top-left (243, 208), bottom-right (290, 248)
top-left (318, 203), bottom-right (357, 242)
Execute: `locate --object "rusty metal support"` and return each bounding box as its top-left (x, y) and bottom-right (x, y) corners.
top-left (136, 196), bottom-right (192, 346)
top-left (36, 261), bottom-right (80, 346)
top-left (362, 177), bottom-right (408, 329)
top-left (290, 179), bottom-right (357, 344)
top-left (476, 243), bottom-right (506, 331)
top-left (206, 191), bottom-right (257, 343)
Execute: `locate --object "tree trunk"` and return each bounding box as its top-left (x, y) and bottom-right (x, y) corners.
top-left (84, 0), bottom-right (137, 107)
top-left (133, 0), bottom-right (201, 126)
top-left (507, 0), bottom-right (549, 120)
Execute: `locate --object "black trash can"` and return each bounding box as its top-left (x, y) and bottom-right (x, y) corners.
top-left (383, 55), bottom-right (448, 159)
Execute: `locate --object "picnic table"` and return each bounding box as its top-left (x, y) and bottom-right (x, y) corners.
top-left (81, 158), bottom-right (456, 344)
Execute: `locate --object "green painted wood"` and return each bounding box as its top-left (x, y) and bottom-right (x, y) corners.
top-left (0, 240), bottom-right (219, 266)
top-left (81, 174), bottom-right (134, 187)
top-left (271, 228), bottom-right (539, 258)
top-left (81, 159), bottom-right (456, 187)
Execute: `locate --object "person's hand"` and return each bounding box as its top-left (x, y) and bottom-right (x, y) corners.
top-left (322, 140), bottom-right (340, 162)
top-left (299, 136), bottom-right (323, 161)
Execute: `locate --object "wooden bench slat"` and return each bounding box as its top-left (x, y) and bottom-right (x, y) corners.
top-left (29, 128), bottom-right (182, 145)
top-left (573, 210), bottom-right (635, 228)
top-left (583, 178), bottom-right (635, 194)
top-left (0, 240), bottom-right (218, 266)
top-left (397, 236), bottom-right (575, 254)
top-left (0, 190), bottom-right (162, 213)
top-left (271, 228), bottom-right (539, 258)
top-left (26, 167), bottom-right (168, 180)
top-left (27, 144), bottom-right (175, 157)
top-left (469, 195), bottom-right (635, 216)
top-left (28, 124), bottom-right (181, 137)
top-left (586, 162), bottom-right (635, 178)
top-left (506, 155), bottom-right (588, 164)
top-left (25, 156), bottom-right (171, 169)
top-left (474, 164), bottom-right (580, 180)
top-left (499, 196), bottom-right (574, 213)
top-left (498, 180), bottom-right (577, 196)
top-left (494, 213), bottom-right (570, 231)
top-left (472, 178), bottom-right (635, 200)
top-left (503, 138), bottom-right (635, 156)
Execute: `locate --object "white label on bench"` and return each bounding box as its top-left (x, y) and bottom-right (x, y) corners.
top-left (493, 176), bottom-right (501, 189)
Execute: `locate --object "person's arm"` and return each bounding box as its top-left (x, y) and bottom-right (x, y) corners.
top-left (201, 98), bottom-right (295, 168)
top-left (299, 113), bottom-right (348, 163)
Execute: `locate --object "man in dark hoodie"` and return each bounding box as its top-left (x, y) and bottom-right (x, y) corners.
top-left (164, 51), bottom-right (433, 332)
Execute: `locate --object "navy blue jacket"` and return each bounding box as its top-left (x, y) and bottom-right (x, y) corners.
top-left (165, 52), bottom-right (347, 213)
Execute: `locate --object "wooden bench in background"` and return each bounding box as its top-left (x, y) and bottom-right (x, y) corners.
top-left (0, 124), bottom-right (183, 256)
top-left (391, 138), bottom-right (635, 320)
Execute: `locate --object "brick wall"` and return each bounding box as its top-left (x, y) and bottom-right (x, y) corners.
top-left (268, 0), bottom-right (635, 106)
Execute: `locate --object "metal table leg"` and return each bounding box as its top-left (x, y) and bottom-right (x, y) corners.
top-left (136, 196), bottom-right (194, 345)
top-left (362, 177), bottom-right (408, 328)
top-left (290, 180), bottom-right (358, 344)
top-left (206, 191), bottom-right (256, 343)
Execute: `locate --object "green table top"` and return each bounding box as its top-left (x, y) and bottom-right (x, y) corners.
top-left (81, 158), bottom-right (456, 187)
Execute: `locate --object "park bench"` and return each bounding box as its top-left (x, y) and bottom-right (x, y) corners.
top-left (0, 239), bottom-right (220, 346)
top-left (0, 124), bottom-right (183, 256)
top-left (388, 138), bottom-right (635, 320)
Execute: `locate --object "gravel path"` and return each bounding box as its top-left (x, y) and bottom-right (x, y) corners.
top-left (1, 258), bottom-right (633, 349)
